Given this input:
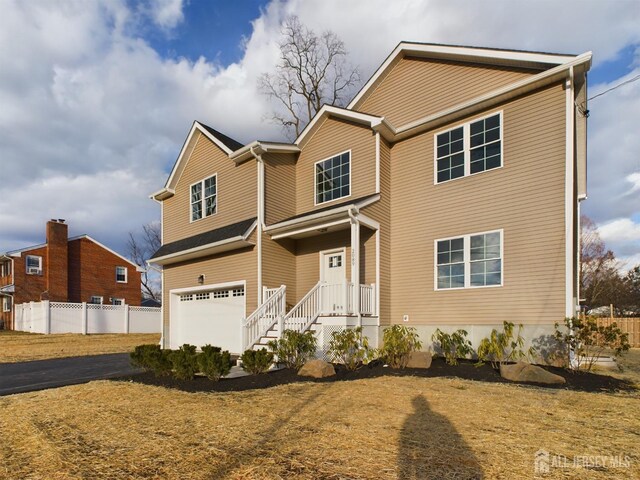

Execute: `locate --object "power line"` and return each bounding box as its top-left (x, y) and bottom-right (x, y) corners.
top-left (588, 73), bottom-right (640, 102)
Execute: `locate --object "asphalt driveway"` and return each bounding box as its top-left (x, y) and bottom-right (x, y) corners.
top-left (0, 353), bottom-right (141, 396)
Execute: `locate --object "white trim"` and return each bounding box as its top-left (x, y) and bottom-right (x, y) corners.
top-left (5, 243), bottom-right (46, 256)
top-left (565, 70), bottom-right (575, 317)
top-left (375, 229), bottom-right (380, 319)
top-left (164, 124), bottom-right (203, 191)
top-left (314, 149), bottom-right (352, 206)
top-left (356, 213), bottom-right (380, 231)
top-left (319, 247), bottom-right (347, 283)
top-left (349, 42), bottom-right (588, 110)
top-left (189, 173), bottom-right (218, 223)
top-left (270, 218), bottom-right (350, 241)
top-left (434, 229), bottom-right (504, 291)
top-left (170, 280), bottom-right (246, 295)
top-left (433, 111), bottom-right (504, 185)
top-left (256, 157), bottom-right (264, 303)
top-left (115, 266), bottom-right (128, 283)
top-left (265, 194), bottom-right (380, 233)
top-left (230, 141), bottom-right (300, 164)
top-left (375, 132), bottom-right (380, 193)
top-left (149, 221), bottom-right (257, 266)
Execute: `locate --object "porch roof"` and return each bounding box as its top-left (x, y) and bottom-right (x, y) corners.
top-left (149, 217), bottom-right (257, 266)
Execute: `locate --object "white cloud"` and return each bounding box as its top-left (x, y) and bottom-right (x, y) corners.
top-left (1, 0), bottom-right (639, 262)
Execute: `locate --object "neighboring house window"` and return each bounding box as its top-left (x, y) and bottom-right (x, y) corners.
top-left (116, 266), bottom-right (127, 283)
top-left (191, 175), bottom-right (217, 221)
top-left (2, 296), bottom-right (11, 312)
top-left (112, 298), bottom-right (125, 306)
top-left (25, 255), bottom-right (43, 275)
top-left (315, 151), bottom-right (350, 204)
top-left (1, 262), bottom-right (11, 277)
top-left (436, 230), bottom-right (503, 290)
top-left (90, 296), bottom-right (103, 304)
top-left (435, 112), bottom-right (502, 184)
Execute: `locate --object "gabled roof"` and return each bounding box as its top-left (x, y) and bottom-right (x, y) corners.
top-left (149, 218), bottom-right (257, 266)
top-left (2, 235), bottom-right (143, 271)
top-left (152, 121), bottom-right (244, 200)
top-left (348, 41), bottom-right (587, 110)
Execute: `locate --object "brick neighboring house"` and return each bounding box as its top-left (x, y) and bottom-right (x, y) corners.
top-left (0, 220), bottom-right (143, 329)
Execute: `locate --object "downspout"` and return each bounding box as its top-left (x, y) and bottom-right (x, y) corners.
top-left (348, 207), bottom-right (362, 328)
top-left (250, 146), bottom-right (265, 305)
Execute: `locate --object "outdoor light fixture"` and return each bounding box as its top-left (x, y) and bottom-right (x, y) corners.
top-left (198, 274), bottom-right (205, 284)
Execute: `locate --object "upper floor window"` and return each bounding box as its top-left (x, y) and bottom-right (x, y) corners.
top-left (25, 255), bottom-right (42, 275)
top-left (436, 230), bottom-right (503, 290)
top-left (116, 266), bottom-right (127, 283)
top-left (191, 175), bottom-right (217, 221)
top-left (315, 151), bottom-right (350, 205)
top-left (0, 262), bottom-right (11, 277)
top-left (435, 112), bottom-right (502, 184)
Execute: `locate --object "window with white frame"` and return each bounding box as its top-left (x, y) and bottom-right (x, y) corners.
top-left (90, 296), bottom-right (103, 304)
top-left (191, 175), bottom-right (217, 221)
top-left (2, 296), bottom-right (11, 312)
top-left (436, 113), bottom-right (502, 184)
top-left (116, 266), bottom-right (127, 283)
top-left (436, 230), bottom-right (502, 290)
top-left (25, 255), bottom-right (42, 275)
top-left (112, 298), bottom-right (125, 306)
top-left (315, 151), bottom-right (350, 204)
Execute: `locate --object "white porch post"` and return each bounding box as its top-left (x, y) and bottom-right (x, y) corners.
top-left (350, 216), bottom-right (361, 323)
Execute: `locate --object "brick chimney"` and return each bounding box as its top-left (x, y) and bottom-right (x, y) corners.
top-left (46, 219), bottom-right (68, 301)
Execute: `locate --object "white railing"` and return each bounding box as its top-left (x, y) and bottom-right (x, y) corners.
top-left (318, 282), bottom-right (376, 316)
top-left (242, 285), bottom-right (286, 350)
top-left (359, 284), bottom-right (376, 315)
top-left (13, 301), bottom-right (161, 334)
top-left (283, 281), bottom-right (323, 333)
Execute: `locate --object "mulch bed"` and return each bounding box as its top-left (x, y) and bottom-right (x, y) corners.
top-left (112, 358), bottom-right (636, 394)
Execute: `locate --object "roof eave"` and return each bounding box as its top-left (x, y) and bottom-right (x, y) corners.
top-left (149, 236), bottom-right (255, 266)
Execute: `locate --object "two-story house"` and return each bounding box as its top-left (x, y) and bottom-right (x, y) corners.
top-left (0, 219), bottom-right (144, 329)
top-left (150, 42), bottom-right (590, 356)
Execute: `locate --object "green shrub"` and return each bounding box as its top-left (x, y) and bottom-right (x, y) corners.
top-left (554, 316), bottom-right (630, 371)
top-left (327, 327), bottom-right (375, 370)
top-left (198, 344), bottom-right (232, 381)
top-left (169, 344), bottom-right (199, 380)
top-left (268, 329), bottom-right (317, 370)
top-left (130, 344), bottom-right (172, 376)
top-left (431, 329), bottom-right (473, 366)
top-left (381, 325), bottom-right (422, 369)
top-left (477, 322), bottom-right (535, 369)
top-left (241, 348), bottom-right (274, 374)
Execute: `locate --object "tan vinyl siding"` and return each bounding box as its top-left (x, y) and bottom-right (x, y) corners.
top-left (262, 234), bottom-right (296, 300)
top-left (162, 237), bottom-right (258, 342)
top-left (360, 228), bottom-right (376, 286)
top-left (295, 117), bottom-right (376, 215)
top-left (264, 152), bottom-right (296, 225)
top-left (360, 57), bottom-right (538, 127)
top-left (390, 82), bottom-right (567, 326)
top-left (361, 137), bottom-right (391, 324)
top-left (163, 132), bottom-right (257, 244)
top-left (295, 230), bottom-right (351, 305)
top-left (575, 73), bottom-right (587, 197)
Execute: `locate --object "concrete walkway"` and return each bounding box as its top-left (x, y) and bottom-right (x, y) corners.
top-left (0, 353), bottom-right (142, 396)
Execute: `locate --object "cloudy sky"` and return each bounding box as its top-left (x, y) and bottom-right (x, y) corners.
top-left (0, 0), bottom-right (639, 269)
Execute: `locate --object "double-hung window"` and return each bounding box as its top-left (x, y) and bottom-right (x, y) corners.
top-left (435, 112), bottom-right (502, 184)
top-left (191, 175), bottom-right (217, 221)
top-left (26, 255), bottom-right (42, 275)
top-left (116, 266), bottom-right (127, 283)
top-left (315, 151), bottom-right (350, 204)
top-left (436, 230), bottom-right (503, 290)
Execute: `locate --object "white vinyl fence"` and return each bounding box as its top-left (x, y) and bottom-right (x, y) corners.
top-left (14, 301), bottom-right (161, 334)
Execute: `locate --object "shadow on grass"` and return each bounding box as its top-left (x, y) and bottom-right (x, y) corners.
top-left (398, 395), bottom-right (483, 479)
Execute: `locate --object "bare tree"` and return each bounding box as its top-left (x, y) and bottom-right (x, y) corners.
top-left (258, 16), bottom-right (360, 139)
top-left (580, 215), bottom-right (624, 309)
top-left (128, 222), bottom-right (162, 301)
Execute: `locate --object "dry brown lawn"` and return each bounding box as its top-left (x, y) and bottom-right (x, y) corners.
top-left (0, 373), bottom-right (638, 479)
top-left (0, 331), bottom-right (160, 363)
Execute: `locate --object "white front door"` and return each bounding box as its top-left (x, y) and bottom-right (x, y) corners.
top-left (320, 249), bottom-right (346, 313)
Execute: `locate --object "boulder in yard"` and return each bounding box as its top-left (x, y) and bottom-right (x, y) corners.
top-left (500, 362), bottom-right (566, 385)
top-left (406, 351), bottom-right (432, 369)
top-left (298, 359), bottom-right (336, 378)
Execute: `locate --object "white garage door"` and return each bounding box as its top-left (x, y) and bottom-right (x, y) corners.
top-left (170, 285), bottom-right (245, 353)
